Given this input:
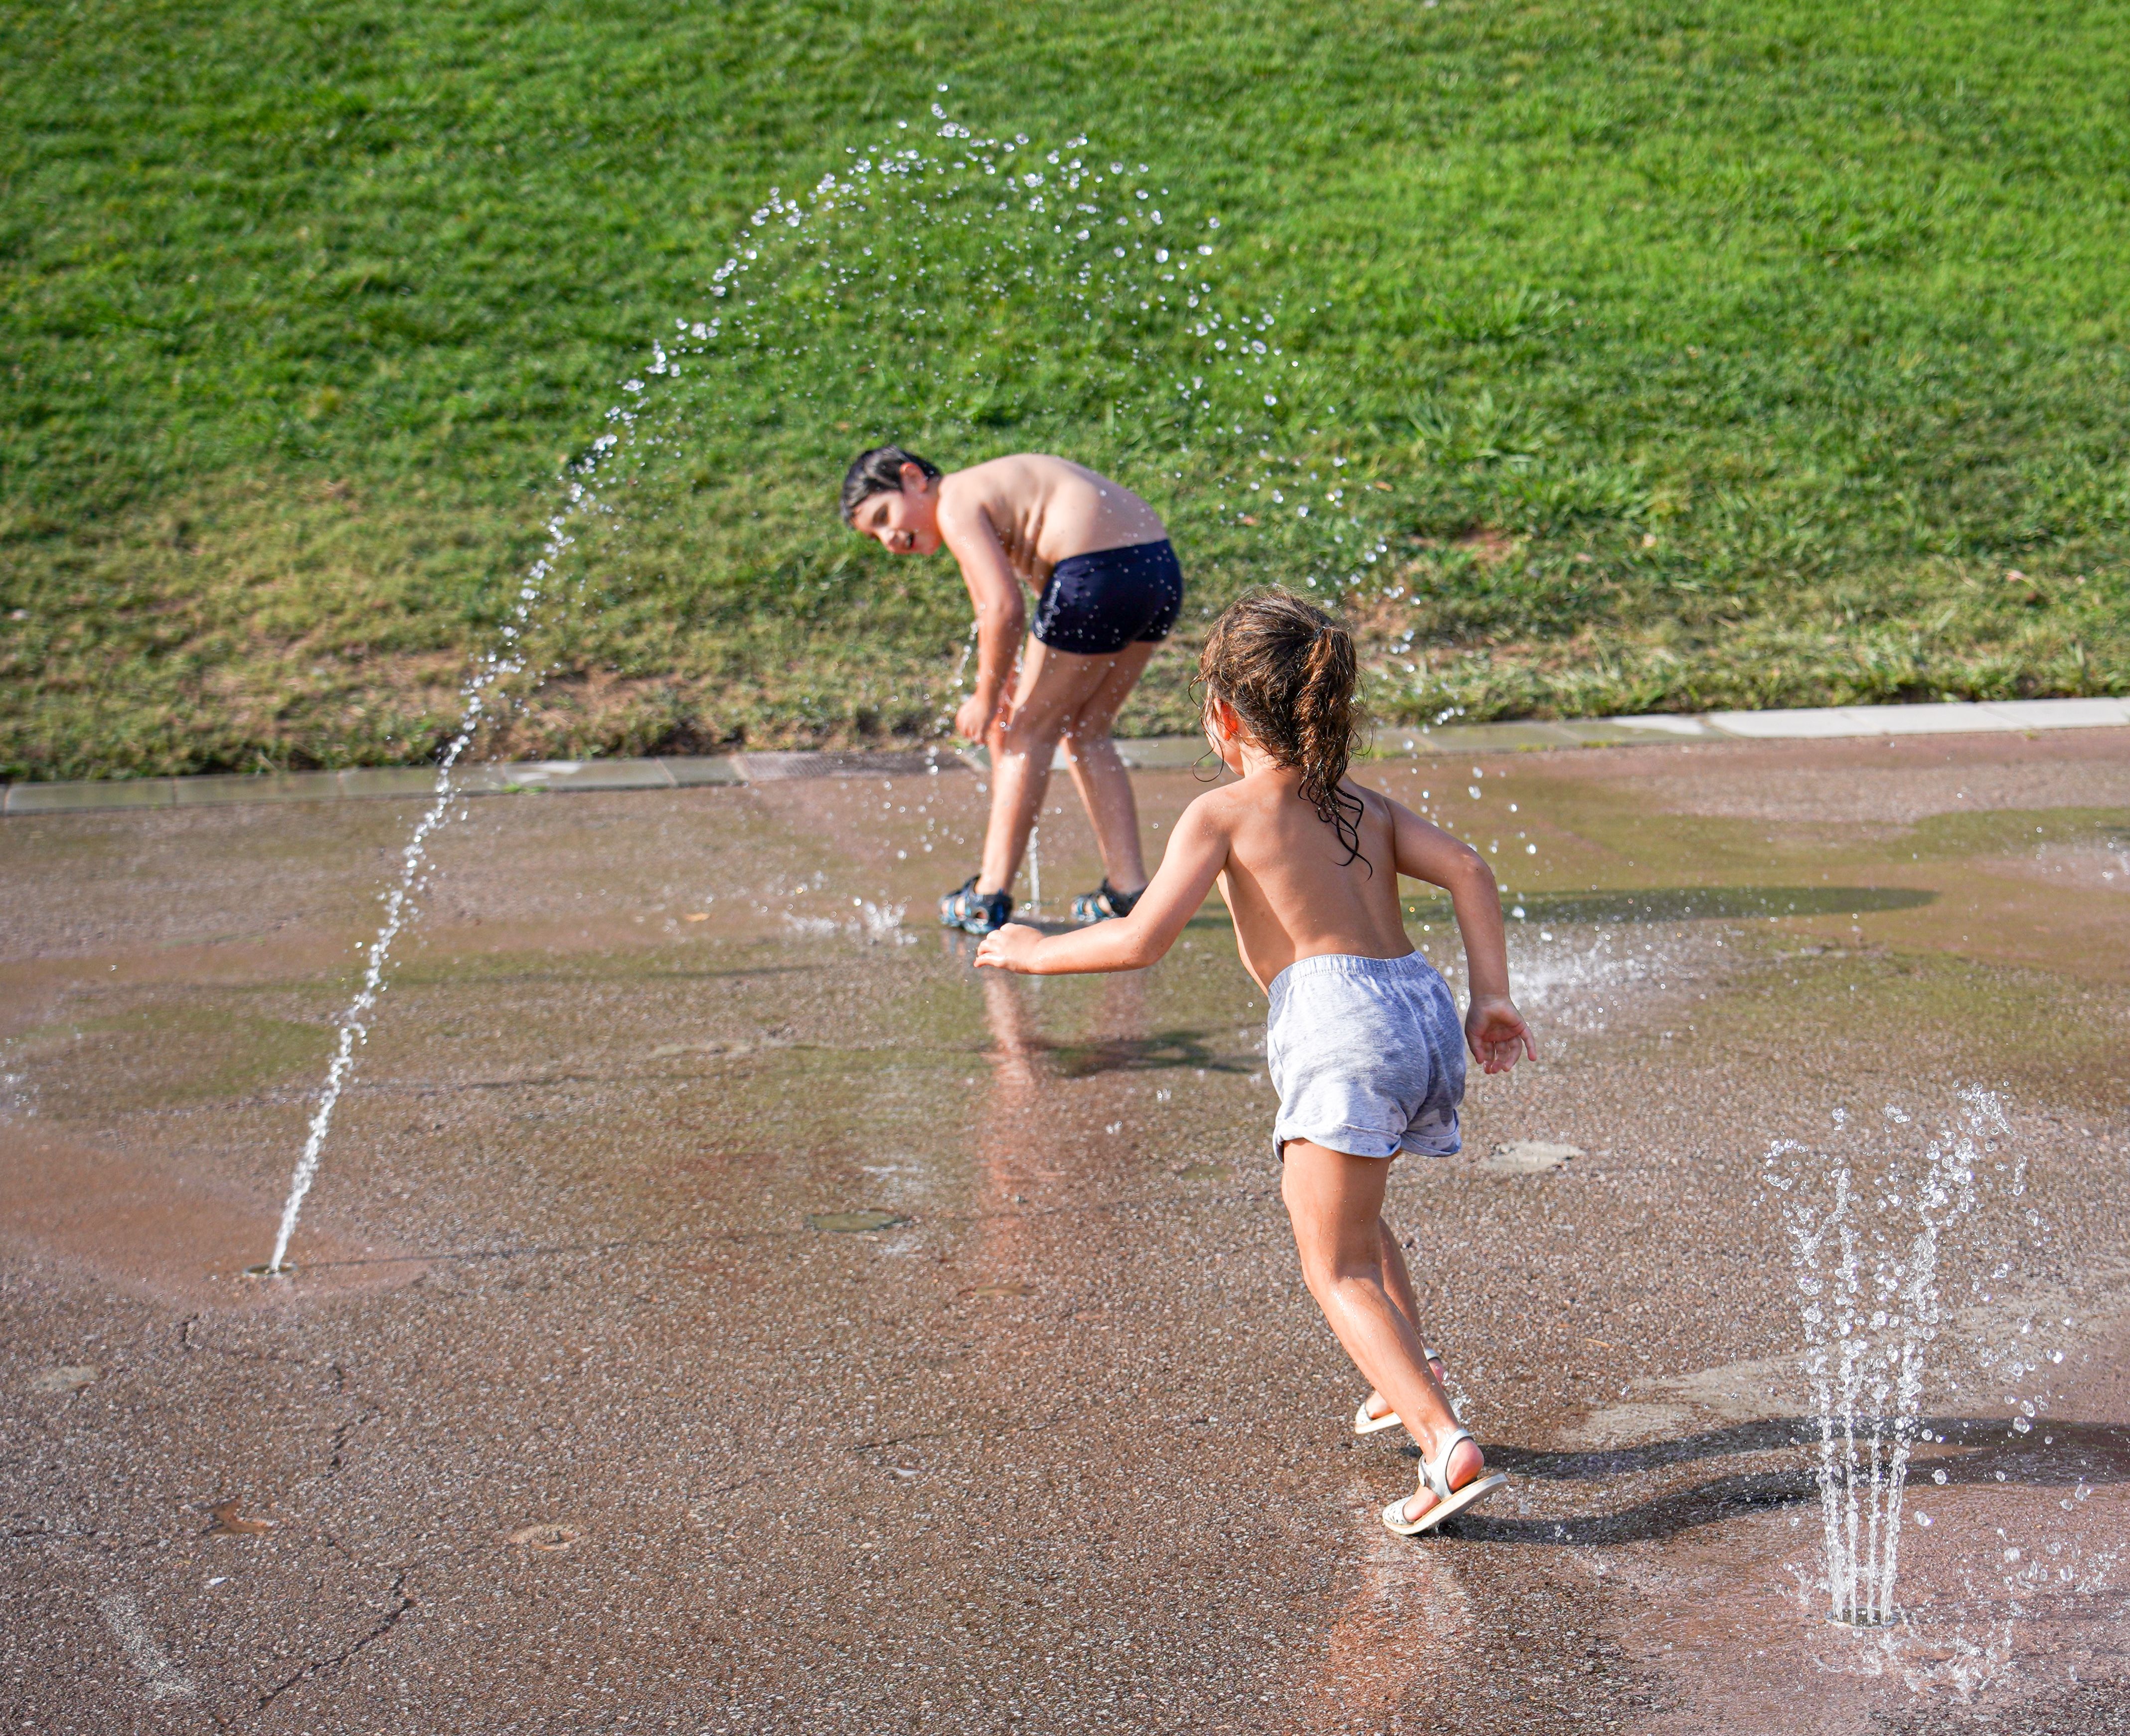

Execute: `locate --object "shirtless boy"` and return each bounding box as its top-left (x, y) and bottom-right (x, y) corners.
top-left (840, 447), bottom-right (1184, 935)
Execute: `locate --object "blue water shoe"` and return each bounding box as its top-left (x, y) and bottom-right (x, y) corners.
top-left (941, 876), bottom-right (1013, 936)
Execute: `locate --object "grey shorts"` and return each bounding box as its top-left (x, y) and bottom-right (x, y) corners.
top-left (1266, 951), bottom-right (1467, 1161)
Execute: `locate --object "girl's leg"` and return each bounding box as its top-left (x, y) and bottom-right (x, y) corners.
top-left (1280, 1140), bottom-right (1484, 1515)
top-left (1379, 1218), bottom-right (1423, 1332)
top-left (1359, 1219), bottom-right (1447, 1424)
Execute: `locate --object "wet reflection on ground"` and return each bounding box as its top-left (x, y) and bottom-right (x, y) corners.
top-left (1, 728), bottom-right (2126, 1731)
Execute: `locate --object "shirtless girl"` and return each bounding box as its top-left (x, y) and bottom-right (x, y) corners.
top-left (840, 447), bottom-right (1183, 935)
top-left (973, 590), bottom-right (1534, 1535)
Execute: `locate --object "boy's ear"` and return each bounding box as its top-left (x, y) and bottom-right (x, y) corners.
top-left (900, 462), bottom-right (931, 493)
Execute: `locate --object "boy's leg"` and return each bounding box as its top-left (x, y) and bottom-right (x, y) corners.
top-left (1280, 1140), bottom-right (1484, 1508)
top-left (1057, 642), bottom-right (1156, 897)
top-left (975, 639), bottom-right (1145, 897)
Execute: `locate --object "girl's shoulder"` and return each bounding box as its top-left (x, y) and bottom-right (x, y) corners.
top-left (1181, 777), bottom-right (1253, 823)
top-left (1192, 766), bottom-right (1314, 827)
top-left (1340, 774), bottom-right (1397, 814)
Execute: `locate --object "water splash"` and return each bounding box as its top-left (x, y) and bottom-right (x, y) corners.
top-left (1764, 1088), bottom-right (2013, 1626)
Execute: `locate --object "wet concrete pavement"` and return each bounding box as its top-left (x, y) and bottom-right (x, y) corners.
top-left (3, 730), bottom-right (2128, 1733)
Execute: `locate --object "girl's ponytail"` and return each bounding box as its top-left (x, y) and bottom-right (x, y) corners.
top-left (1198, 589), bottom-right (1368, 867)
top-left (1293, 621), bottom-right (1363, 861)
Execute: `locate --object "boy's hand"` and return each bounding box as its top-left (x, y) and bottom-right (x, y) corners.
top-left (1466, 995), bottom-right (1535, 1075)
top-left (975, 923), bottom-right (1045, 973)
top-left (954, 692), bottom-right (997, 743)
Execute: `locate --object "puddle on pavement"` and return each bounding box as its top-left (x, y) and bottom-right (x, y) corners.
top-left (1476, 1140), bottom-right (1583, 1174)
top-left (2, 730), bottom-right (2126, 1728)
top-left (0, 1128), bottom-right (425, 1305)
top-left (505, 1523), bottom-right (582, 1553)
top-left (807, 1210), bottom-right (908, 1234)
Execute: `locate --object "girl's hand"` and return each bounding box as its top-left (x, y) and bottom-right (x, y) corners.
top-left (975, 923), bottom-right (1045, 973)
top-left (1466, 995), bottom-right (1535, 1075)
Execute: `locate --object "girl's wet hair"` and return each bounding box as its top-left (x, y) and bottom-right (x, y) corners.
top-left (839, 445), bottom-right (941, 523)
top-left (1199, 589), bottom-right (1367, 866)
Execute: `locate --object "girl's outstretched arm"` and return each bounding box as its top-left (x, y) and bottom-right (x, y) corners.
top-left (975, 796), bottom-right (1231, 975)
top-left (1386, 796), bottom-right (1536, 1073)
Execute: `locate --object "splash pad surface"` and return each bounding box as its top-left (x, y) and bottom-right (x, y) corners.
top-left (2, 728), bottom-right (2127, 1729)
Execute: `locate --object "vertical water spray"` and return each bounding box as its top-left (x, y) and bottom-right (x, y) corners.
top-left (261, 482), bottom-right (603, 1273)
top-left (1764, 1088), bottom-right (2011, 1625)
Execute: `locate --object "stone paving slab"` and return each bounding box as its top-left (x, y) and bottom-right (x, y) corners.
top-left (6, 696), bottom-right (2125, 814)
top-left (1980, 696), bottom-right (2130, 729)
top-left (171, 771), bottom-right (349, 806)
top-left (333, 766), bottom-right (448, 800)
top-left (3, 777), bottom-right (180, 813)
top-left (736, 748), bottom-right (959, 781)
top-left (461, 758), bottom-right (679, 792)
top-left (664, 755), bottom-right (748, 787)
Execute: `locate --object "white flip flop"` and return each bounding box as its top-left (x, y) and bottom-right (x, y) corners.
top-left (1381, 1426), bottom-right (1509, 1537)
top-left (1352, 1349), bottom-right (1452, 1435)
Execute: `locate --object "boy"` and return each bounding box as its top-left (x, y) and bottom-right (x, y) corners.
top-left (841, 448), bottom-right (1183, 934)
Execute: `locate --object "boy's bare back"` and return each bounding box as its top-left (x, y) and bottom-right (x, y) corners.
top-left (938, 454), bottom-right (1165, 582)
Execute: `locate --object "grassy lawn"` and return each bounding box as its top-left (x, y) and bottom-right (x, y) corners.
top-left (2, 0), bottom-right (2126, 779)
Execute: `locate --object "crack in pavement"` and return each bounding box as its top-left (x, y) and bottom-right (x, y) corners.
top-left (254, 1567), bottom-right (414, 1711)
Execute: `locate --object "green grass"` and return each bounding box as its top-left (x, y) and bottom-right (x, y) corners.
top-left (3, 0), bottom-right (2126, 779)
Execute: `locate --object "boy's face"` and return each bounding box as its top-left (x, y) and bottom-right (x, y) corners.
top-left (850, 470), bottom-right (941, 555)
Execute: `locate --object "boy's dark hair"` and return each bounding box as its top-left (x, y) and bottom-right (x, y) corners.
top-left (839, 446), bottom-right (941, 524)
top-left (1198, 588), bottom-right (1367, 866)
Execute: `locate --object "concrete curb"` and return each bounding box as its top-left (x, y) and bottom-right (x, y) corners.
top-left (5, 697), bottom-right (2125, 816)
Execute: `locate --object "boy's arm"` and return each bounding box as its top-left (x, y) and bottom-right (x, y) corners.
top-left (1387, 796), bottom-right (1535, 1073)
top-left (975, 798), bottom-right (1231, 975)
top-left (936, 502), bottom-right (1026, 737)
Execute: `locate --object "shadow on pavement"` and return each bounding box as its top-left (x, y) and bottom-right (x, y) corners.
top-left (1407, 1416), bottom-right (2130, 1546)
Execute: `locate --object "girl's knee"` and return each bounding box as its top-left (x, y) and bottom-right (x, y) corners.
top-left (1297, 1243), bottom-right (1381, 1302)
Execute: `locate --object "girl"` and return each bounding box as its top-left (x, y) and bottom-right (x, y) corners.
top-left (976, 589), bottom-right (1534, 1535)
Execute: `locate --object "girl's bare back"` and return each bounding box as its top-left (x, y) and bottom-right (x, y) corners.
top-left (938, 454), bottom-right (1165, 582)
top-left (1201, 774), bottom-right (1413, 992)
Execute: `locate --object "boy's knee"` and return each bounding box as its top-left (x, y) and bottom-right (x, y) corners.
top-left (1059, 724), bottom-right (1113, 764)
top-left (1000, 713), bottom-right (1065, 755)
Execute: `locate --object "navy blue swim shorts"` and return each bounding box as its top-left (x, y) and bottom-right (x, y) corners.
top-left (1031, 538), bottom-right (1185, 657)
